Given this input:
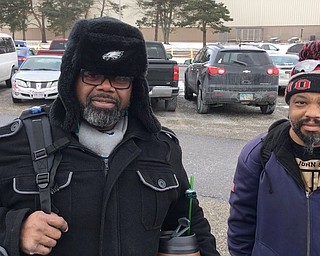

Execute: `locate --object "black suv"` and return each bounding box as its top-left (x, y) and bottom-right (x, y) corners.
top-left (184, 44), bottom-right (279, 114)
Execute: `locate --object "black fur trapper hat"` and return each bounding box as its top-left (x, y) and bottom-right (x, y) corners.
top-left (49, 16), bottom-right (161, 133)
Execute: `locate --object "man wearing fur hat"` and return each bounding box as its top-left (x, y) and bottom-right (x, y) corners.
top-left (228, 71), bottom-right (320, 255)
top-left (0, 17), bottom-right (220, 256)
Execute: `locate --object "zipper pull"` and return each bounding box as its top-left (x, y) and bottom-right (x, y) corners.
top-left (103, 158), bottom-right (109, 176)
top-left (306, 190), bottom-right (311, 199)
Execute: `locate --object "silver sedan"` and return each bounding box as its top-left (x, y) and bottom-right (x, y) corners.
top-left (11, 55), bottom-right (62, 103)
top-left (268, 53), bottom-right (299, 91)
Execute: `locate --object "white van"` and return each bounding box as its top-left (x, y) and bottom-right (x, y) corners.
top-left (0, 33), bottom-right (18, 87)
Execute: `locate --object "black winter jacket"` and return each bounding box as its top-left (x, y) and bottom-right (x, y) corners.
top-left (0, 110), bottom-right (219, 256)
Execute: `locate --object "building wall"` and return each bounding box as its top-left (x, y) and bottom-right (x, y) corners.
top-left (222, 0), bottom-right (320, 26)
top-left (1, 0), bottom-right (320, 43)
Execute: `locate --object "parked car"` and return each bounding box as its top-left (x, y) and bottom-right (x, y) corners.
top-left (36, 38), bottom-right (67, 56)
top-left (11, 55), bottom-right (62, 103)
top-left (0, 33), bottom-right (18, 88)
top-left (269, 53), bottom-right (299, 90)
top-left (184, 44), bottom-right (279, 114)
top-left (287, 37), bottom-right (301, 44)
top-left (241, 42), bottom-right (280, 53)
top-left (14, 40), bottom-right (27, 47)
top-left (16, 47), bottom-right (36, 67)
top-left (285, 42), bottom-right (305, 55)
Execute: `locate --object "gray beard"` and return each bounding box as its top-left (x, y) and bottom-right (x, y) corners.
top-left (80, 94), bottom-right (127, 129)
top-left (291, 118), bottom-right (320, 155)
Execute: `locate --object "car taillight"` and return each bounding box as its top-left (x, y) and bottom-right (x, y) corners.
top-left (173, 65), bottom-right (179, 81)
top-left (207, 66), bottom-right (225, 75)
top-left (267, 67), bottom-right (279, 75)
top-left (18, 57), bottom-right (26, 62)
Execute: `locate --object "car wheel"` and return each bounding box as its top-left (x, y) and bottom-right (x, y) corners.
top-left (165, 97), bottom-right (177, 112)
top-left (5, 68), bottom-right (14, 88)
top-left (260, 104), bottom-right (276, 114)
top-left (11, 96), bottom-right (22, 103)
top-left (196, 88), bottom-right (209, 114)
top-left (184, 78), bottom-right (193, 100)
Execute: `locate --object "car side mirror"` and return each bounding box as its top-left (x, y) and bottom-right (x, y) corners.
top-left (166, 53), bottom-right (172, 59)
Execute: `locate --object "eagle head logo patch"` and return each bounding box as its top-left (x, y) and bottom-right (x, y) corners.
top-left (102, 51), bottom-right (124, 61)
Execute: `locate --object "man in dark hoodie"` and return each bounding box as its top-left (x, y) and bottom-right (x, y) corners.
top-left (228, 70), bottom-right (320, 256)
top-left (0, 17), bottom-right (220, 256)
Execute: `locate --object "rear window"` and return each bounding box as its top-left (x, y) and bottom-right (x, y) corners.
top-left (50, 40), bottom-right (67, 50)
top-left (215, 51), bottom-right (272, 66)
top-left (286, 44), bottom-right (304, 54)
top-left (0, 37), bottom-right (15, 54)
top-left (146, 42), bottom-right (166, 59)
top-left (16, 48), bottom-right (27, 55)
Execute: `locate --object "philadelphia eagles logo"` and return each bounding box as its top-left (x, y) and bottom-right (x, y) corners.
top-left (102, 51), bottom-right (124, 61)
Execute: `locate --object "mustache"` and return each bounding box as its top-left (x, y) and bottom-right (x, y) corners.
top-left (300, 118), bottom-right (320, 125)
top-left (87, 93), bottom-right (118, 103)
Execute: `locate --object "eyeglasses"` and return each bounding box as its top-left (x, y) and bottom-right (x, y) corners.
top-left (80, 69), bottom-right (133, 89)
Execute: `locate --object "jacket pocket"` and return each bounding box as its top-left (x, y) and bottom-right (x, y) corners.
top-left (10, 171), bottom-right (73, 211)
top-left (137, 169), bottom-right (179, 230)
top-left (13, 171), bottom-right (73, 194)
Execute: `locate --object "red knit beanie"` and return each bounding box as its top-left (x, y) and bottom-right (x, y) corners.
top-left (299, 41), bottom-right (320, 61)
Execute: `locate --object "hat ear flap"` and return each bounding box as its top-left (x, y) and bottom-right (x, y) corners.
top-left (129, 78), bottom-right (161, 133)
top-left (49, 96), bottom-right (80, 131)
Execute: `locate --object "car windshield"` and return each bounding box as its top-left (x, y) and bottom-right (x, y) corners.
top-left (215, 51), bottom-right (272, 66)
top-left (270, 55), bottom-right (298, 66)
top-left (20, 57), bottom-right (61, 71)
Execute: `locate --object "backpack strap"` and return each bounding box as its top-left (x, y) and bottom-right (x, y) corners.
top-left (260, 119), bottom-right (290, 193)
top-left (20, 106), bottom-right (70, 213)
top-left (260, 119), bottom-right (290, 168)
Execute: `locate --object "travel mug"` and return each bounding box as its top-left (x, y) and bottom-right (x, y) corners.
top-left (158, 231), bottom-right (200, 256)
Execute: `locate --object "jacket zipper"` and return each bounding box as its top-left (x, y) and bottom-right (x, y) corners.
top-left (279, 161), bottom-right (312, 256)
top-left (306, 191), bottom-right (311, 256)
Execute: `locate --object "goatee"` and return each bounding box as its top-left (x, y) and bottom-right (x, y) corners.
top-left (80, 94), bottom-right (127, 129)
top-left (291, 117), bottom-right (320, 155)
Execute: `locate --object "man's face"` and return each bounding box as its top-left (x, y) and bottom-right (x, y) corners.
top-left (289, 92), bottom-right (320, 152)
top-left (75, 71), bottom-right (133, 130)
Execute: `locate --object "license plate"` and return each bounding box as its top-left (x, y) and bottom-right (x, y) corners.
top-left (33, 92), bottom-right (45, 99)
top-left (239, 93), bottom-right (254, 101)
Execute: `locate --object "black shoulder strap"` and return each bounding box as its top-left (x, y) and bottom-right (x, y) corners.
top-left (20, 106), bottom-right (69, 213)
top-left (260, 119), bottom-right (290, 168)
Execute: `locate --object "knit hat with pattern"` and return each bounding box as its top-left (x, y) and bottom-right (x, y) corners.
top-left (285, 71), bottom-right (320, 104)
